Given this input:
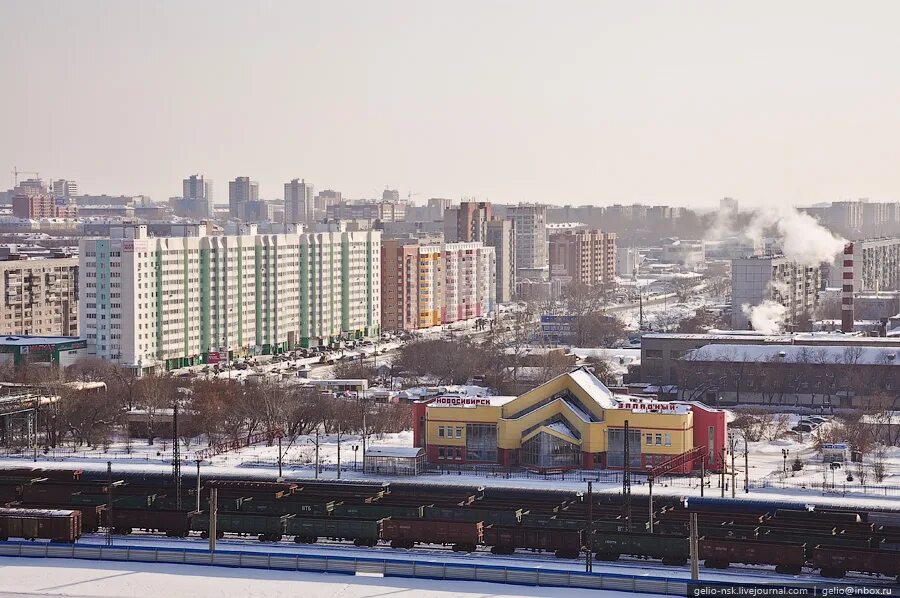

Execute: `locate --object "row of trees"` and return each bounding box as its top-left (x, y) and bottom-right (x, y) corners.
top-left (1, 359), bottom-right (410, 453)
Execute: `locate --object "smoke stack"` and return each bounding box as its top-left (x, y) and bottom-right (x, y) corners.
top-left (841, 242), bottom-right (854, 333)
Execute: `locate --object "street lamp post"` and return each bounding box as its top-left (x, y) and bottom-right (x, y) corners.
top-left (353, 445), bottom-right (359, 470)
top-left (782, 449), bottom-right (790, 477)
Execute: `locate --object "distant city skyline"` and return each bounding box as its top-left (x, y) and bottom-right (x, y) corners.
top-left (3, 1), bottom-right (900, 207)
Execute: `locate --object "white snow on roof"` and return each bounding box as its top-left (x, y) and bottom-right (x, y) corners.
top-left (567, 367), bottom-right (618, 408)
top-left (683, 344), bottom-right (899, 366)
top-left (364, 446), bottom-right (424, 458)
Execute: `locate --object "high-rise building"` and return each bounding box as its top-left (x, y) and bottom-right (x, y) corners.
top-left (228, 176), bottom-right (259, 218)
top-left (486, 219), bottom-right (516, 303)
top-left (170, 174), bottom-right (213, 218)
top-left (549, 230), bottom-right (617, 288)
top-left (79, 224), bottom-right (380, 372)
top-left (52, 179), bottom-right (78, 198)
top-left (507, 204), bottom-right (548, 276)
top-left (731, 255), bottom-right (820, 331)
top-left (383, 189), bottom-right (400, 202)
top-left (445, 201), bottom-right (492, 243)
top-left (380, 240), bottom-right (495, 332)
top-left (12, 193), bottom-right (78, 219)
top-left (314, 190), bottom-right (341, 219)
top-left (284, 178), bottom-right (313, 230)
top-left (827, 237), bottom-right (900, 292)
top-left (0, 253), bottom-right (79, 337)
top-left (719, 197), bottom-right (739, 214)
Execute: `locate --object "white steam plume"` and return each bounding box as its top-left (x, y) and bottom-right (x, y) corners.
top-left (741, 300), bottom-right (787, 335)
top-left (708, 204), bottom-right (846, 267)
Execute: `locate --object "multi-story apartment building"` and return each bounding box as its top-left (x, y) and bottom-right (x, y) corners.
top-left (548, 230), bottom-right (616, 288)
top-left (486, 219), bottom-right (516, 303)
top-left (507, 204), bottom-right (548, 276)
top-left (731, 255), bottom-right (820, 330)
top-left (228, 177), bottom-right (259, 218)
top-left (444, 201), bottom-right (492, 243)
top-left (827, 237), bottom-right (900, 292)
top-left (12, 194), bottom-right (78, 219)
top-left (170, 174), bottom-right (214, 219)
top-left (79, 224), bottom-right (380, 372)
top-left (381, 240), bottom-right (495, 332)
top-left (284, 178), bottom-right (313, 229)
top-left (52, 179), bottom-right (78, 199)
top-left (326, 201), bottom-right (405, 223)
top-left (0, 254), bottom-right (79, 337)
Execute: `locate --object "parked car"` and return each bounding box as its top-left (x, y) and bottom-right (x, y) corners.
top-left (792, 424), bottom-right (813, 433)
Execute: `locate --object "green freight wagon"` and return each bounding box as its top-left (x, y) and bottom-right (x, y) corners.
top-left (593, 531), bottom-right (690, 565)
top-left (191, 512), bottom-right (291, 541)
top-left (333, 503), bottom-right (424, 520)
top-left (239, 499), bottom-right (335, 517)
top-left (286, 516), bottom-right (383, 546)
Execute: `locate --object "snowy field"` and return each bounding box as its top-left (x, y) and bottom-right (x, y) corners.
top-left (0, 557), bottom-right (637, 598)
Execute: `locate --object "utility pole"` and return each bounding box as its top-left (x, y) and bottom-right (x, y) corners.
top-left (622, 420), bottom-right (631, 532)
top-left (106, 461), bottom-right (113, 546)
top-left (277, 435), bottom-right (283, 481)
top-left (315, 430), bottom-right (320, 479)
top-left (689, 512), bottom-right (699, 580)
top-left (173, 396), bottom-right (182, 510)
top-left (744, 441), bottom-right (749, 493)
top-left (208, 487), bottom-right (218, 552)
top-left (337, 420), bottom-right (341, 479)
top-left (730, 437), bottom-right (737, 499)
top-left (195, 460), bottom-right (202, 512)
top-left (648, 474), bottom-right (654, 533)
top-left (700, 455), bottom-right (705, 497)
top-left (585, 481), bottom-right (593, 573)
top-left (720, 446), bottom-right (726, 498)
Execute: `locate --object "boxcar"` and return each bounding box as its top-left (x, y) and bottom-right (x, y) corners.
top-left (811, 546), bottom-right (900, 580)
top-left (700, 537), bottom-right (805, 574)
top-left (381, 518), bottom-right (483, 552)
top-left (483, 525), bottom-right (581, 558)
top-left (191, 512), bottom-right (291, 542)
top-left (286, 517), bottom-right (383, 546)
top-left (107, 508), bottom-right (196, 537)
top-left (593, 531), bottom-right (690, 565)
top-left (333, 503), bottom-right (424, 520)
top-left (0, 508), bottom-right (80, 543)
top-left (239, 498), bottom-right (334, 517)
top-left (424, 505), bottom-right (522, 525)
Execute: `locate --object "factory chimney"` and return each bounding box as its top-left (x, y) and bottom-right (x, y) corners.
top-left (841, 242), bottom-right (854, 333)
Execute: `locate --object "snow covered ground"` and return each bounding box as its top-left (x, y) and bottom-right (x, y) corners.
top-left (0, 557), bottom-right (638, 598)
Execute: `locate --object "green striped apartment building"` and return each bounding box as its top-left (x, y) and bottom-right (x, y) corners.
top-left (79, 223), bottom-right (380, 372)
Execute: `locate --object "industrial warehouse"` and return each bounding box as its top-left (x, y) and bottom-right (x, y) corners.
top-left (412, 367), bottom-right (727, 471)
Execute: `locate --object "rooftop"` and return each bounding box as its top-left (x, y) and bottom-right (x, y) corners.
top-left (364, 446), bottom-right (424, 458)
top-left (0, 335), bottom-right (82, 346)
top-left (682, 343), bottom-right (899, 366)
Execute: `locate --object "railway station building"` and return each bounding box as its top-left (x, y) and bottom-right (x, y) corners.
top-left (412, 367), bottom-right (727, 472)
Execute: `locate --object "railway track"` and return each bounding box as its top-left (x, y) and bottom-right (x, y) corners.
top-left (72, 531), bottom-right (899, 587)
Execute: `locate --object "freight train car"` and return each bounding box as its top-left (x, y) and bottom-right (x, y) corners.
top-left (381, 518), bottom-right (483, 552)
top-left (811, 546), bottom-right (900, 580)
top-left (483, 525), bottom-right (581, 558)
top-left (593, 531), bottom-right (689, 565)
top-left (700, 537), bottom-right (805, 574)
top-left (286, 517), bottom-right (383, 546)
top-left (0, 508), bottom-right (80, 543)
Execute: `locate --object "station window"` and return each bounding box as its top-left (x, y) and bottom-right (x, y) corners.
top-left (438, 426), bottom-right (445, 438)
top-left (645, 434), bottom-right (653, 445)
top-left (665, 433), bottom-right (672, 446)
top-left (438, 447), bottom-right (445, 459)
top-left (655, 434), bottom-right (662, 446)
top-left (456, 448), bottom-right (462, 460)
top-left (455, 426), bottom-right (462, 439)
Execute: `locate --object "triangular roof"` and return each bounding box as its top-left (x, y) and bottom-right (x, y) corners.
top-left (501, 366), bottom-right (618, 422)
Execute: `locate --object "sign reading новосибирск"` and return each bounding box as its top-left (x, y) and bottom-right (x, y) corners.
top-left (430, 397), bottom-right (492, 408)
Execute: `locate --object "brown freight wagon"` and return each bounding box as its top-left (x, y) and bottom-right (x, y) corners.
top-left (0, 507), bottom-right (81, 542)
top-left (16, 503), bottom-right (105, 534)
top-left (483, 525), bottom-right (581, 558)
top-left (812, 546), bottom-right (900, 580)
top-left (381, 518), bottom-right (483, 552)
top-left (700, 537), bottom-right (806, 574)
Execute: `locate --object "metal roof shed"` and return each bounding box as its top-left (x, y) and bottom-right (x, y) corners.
top-left (363, 446), bottom-right (426, 476)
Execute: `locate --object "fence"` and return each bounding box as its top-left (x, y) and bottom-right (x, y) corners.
top-left (750, 478), bottom-right (900, 497)
top-left (0, 540), bottom-right (689, 595)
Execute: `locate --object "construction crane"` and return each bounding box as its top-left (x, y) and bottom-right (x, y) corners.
top-left (12, 167), bottom-right (40, 187)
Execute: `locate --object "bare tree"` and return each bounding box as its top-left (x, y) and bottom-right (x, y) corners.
top-left (135, 373), bottom-right (175, 445)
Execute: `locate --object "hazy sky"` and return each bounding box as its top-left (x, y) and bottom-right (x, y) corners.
top-left (2, 1), bottom-right (900, 208)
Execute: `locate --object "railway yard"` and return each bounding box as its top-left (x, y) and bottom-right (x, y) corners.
top-left (1, 466), bottom-right (899, 588)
